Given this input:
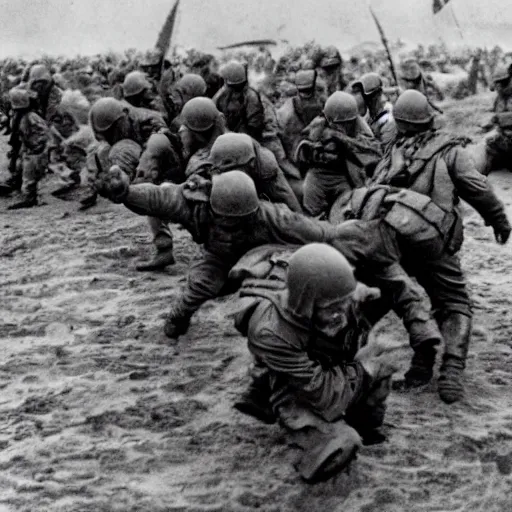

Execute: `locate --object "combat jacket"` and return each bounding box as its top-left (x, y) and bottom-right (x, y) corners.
top-left (19, 111), bottom-right (49, 156)
top-left (371, 130), bottom-right (509, 231)
top-left (235, 289), bottom-right (371, 422)
top-left (277, 96), bottom-right (323, 164)
top-left (213, 85), bottom-right (265, 140)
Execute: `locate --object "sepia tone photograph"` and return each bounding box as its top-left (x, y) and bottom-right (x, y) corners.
top-left (0, 0), bottom-right (511, 510)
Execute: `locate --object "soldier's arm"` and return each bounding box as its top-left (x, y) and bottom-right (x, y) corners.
top-left (261, 203), bottom-right (335, 244)
top-left (249, 327), bottom-right (366, 422)
top-left (245, 90), bottom-right (265, 140)
top-left (260, 168), bottom-right (302, 213)
top-left (445, 147), bottom-right (510, 228)
top-left (122, 182), bottom-right (192, 224)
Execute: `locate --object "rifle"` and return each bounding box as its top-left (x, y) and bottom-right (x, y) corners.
top-left (369, 7), bottom-right (398, 86)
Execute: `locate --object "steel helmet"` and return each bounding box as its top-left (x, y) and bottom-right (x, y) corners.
top-left (122, 71), bottom-right (151, 97)
top-left (209, 133), bottom-right (255, 170)
top-left (221, 61), bottom-right (247, 86)
top-left (287, 243), bottom-right (357, 319)
top-left (295, 70), bottom-right (317, 91)
top-left (145, 133), bottom-right (172, 153)
top-left (320, 46), bottom-right (342, 68)
top-left (323, 91), bottom-right (358, 123)
top-left (28, 64), bottom-right (52, 84)
top-left (493, 65), bottom-right (510, 83)
top-left (393, 90), bottom-right (434, 124)
top-left (9, 87), bottom-right (32, 110)
top-left (400, 59), bottom-right (422, 81)
top-left (89, 97), bottom-right (126, 132)
top-left (176, 73), bottom-right (207, 97)
top-left (181, 97), bottom-right (219, 132)
top-left (352, 72), bottom-right (383, 96)
top-left (210, 170), bottom-right (259, 217)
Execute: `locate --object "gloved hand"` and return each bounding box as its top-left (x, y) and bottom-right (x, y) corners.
top-left (96, 164), bottom-right (130, 203)
top-left (355, 342), bottom-right (401, 382)
top-left (494, 222), bottom-right (511, 245)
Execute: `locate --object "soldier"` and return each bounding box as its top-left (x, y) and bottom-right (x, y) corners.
top-left (351, 72), bottom-right (397, 149)
top-left (370, 90), bottom-right (511, 403)
top-left (277, 70), bottom-right (326, 169)
top-left (189, 54), bottom-right (224, 99)
top-left (479, 65), bottom-right (512, 174)
top-left (213, 61), bottom-right (265, 141)
top-left (165, 73), bottom-right (207, 131)
top-left (86, 97), bottom-right (178, 271)
top-left (6, 87), bottom-right (50, 210)
top-left (96, 168), bottom-right (441, 349)
top-left (122, 71), bottom-right (156, 110)
top-left (208, 132), bottom-right (301, 212)
top-left (317, 46), bottom-right (346, 95)
top-left (233, 243), bottom-right (399, 481)
top-left (178, 97), bottom-right (228, 174)
top-left (400, 58), bottom-right (445, 104)
top-left (297, 91), bottom-right (382, 218)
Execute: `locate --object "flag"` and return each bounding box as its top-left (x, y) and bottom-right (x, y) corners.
top-left (433, 0), bottom-right (452, 14)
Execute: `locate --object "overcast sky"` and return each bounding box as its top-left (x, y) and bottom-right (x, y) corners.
top-left (1, 0), bottom-right (510, 58)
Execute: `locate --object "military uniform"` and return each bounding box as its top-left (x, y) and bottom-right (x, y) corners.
top-left (299, 115), bottom-right (382, 217)
top-left (213, 84), bottom-right (265, 141)
top-left (371, 110), bottom-right (510, 401)
top-left (485, 94), bottom-right (512, 172)
top-left (233, 244), bottom-right (397, 481)
top-left (11, 110), bottom-right (49, 206)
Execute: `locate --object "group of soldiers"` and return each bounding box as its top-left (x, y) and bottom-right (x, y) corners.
top-left (2, 46), bottom-right (512, 483)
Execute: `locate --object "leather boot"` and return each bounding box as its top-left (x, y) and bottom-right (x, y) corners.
top-left (78, 191), bottom-right (97, 211)
top-left (438, 313), bottom-right (472, 404)
top-left (136, 248), bottom-right (175, 271)
top-left (403, 341), bottom-right (438, 388)
top-left (0, 174), bottom-right (22, 196)
top-left (8, 194), bottom-right (38, 210)
top-left (234, 371), bottom-right (276, 424)
top-left (164, 314), bottom-right (191, 339)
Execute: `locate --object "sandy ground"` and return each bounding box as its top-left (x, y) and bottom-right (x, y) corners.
top-left (1, 94), bottom-right (512, 511)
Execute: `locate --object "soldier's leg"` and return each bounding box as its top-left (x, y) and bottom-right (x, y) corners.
top-left (8, 153), bottom-right (47, 209)
top-left (234, 358), bottom-right (276, 424)
top-left (303, 168), bottom-right (331, 217)
top-left (164, 252), bottom-right (230, 338)
top-left (411, 252), bottom-right (472, 403)
top-left (136, 217), bottom-right (175, 271)
top-left (332, 220), bottom-right (442, 352)
top-left (482, 132), bottom-right (512, 175)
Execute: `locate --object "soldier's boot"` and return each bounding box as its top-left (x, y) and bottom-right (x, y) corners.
top-left (137, 218), bottom-right (175, 271)
top-left (136, 248), bottom-right (176, 271)
top-left (0, 171), bottom-right (23, 196)
top-left (438, 313), bottom-right (472, 404)
top-left (164, 314), bottom-right (191, 339)
top-left (403, 341), bottom-right (438, 388)
top-left (281, 406), bottom-right (362, 483)
top-left (346, 376), bottom-right (391, 446)
top-left (52, 172), bottom-right (81, 197)
top-left (295, 423), bottom-right (362, 483)
top-left (8, 192), bottom-right (38, 209)
top-left (234, 370), bottom-right (276, 424)
top-left (78, 190), bottom-right (98, 211)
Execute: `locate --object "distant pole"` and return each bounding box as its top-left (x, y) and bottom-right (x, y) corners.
top-left (449, 2), bottom-right (465, 42)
